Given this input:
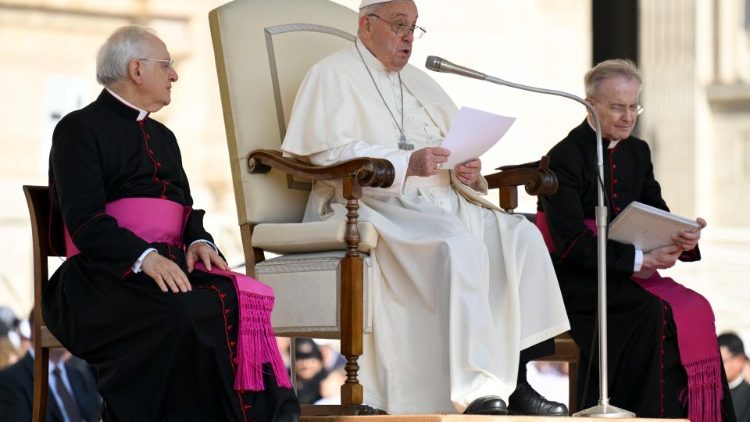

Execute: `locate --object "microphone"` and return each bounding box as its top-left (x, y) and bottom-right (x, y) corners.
top-left (426, 55), bottom-right (633, 418)
top-left (426, 55), bottom-right (592, 108)
top-left (425, 56), bottom-right (486, 80)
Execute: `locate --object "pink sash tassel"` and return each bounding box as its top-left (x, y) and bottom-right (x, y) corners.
top-left (634, 272), bottom-right (722, 422)
top-left (537, 211), bottom-right (722, 422)
top-left (195, 264), bottom-right (292, 391)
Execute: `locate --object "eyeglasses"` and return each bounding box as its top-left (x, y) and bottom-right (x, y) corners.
top-left (137, 58), bottom-right (175, 69)
top-left (609, 103), bottom-right (644, 116)
top-left (368, 14), bottom-right (426, 39)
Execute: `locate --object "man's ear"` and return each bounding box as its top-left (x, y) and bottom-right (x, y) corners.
top-left (358, 15), bottom-right (371, 38)
top-left (127, 60), bottom-right (143, 85)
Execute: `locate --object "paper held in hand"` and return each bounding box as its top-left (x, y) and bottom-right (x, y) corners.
top-left (608, 201), bottom-right (700, 252)
top-left (439, 106), bottom-right (516, 169)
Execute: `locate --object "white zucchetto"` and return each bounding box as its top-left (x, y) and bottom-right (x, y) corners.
top-left (359, 0), bottom-right (393, 9)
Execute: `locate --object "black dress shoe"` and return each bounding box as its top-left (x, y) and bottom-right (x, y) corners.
top-left (508, 381), bottom-right (568, 416)
top-left (355, 405), bottom-right (387, 415)
top-left (463, 395), bottom-right (508, 415)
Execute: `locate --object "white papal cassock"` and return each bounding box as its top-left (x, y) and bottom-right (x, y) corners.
top-left (281, 39), bottom-right (570, 414)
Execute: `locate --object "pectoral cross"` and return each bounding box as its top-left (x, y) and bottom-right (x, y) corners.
top-left (398, 134), bottom-right (414, 151)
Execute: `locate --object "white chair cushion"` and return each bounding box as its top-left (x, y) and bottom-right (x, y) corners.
top-left (256, 250), bottom-right (373, 336)
top-left (253, 220), bottom-right (378, 254)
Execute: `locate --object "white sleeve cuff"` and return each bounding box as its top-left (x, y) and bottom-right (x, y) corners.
top-left (132, 248), bottom-right (157, 273)
top-left (633, 249), bottom-right (643, 272)
top-left (189, 239), bottom-right (219, 254)
top-left (308, 141), bottom-right (413, 195)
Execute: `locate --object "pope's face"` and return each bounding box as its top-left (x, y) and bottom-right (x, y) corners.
top-left (587, 75), bottom-right (640, 141)
top-left (136, 34), bottom-right (178, 112)
top-left (359, 0), bottom-right (418, 72)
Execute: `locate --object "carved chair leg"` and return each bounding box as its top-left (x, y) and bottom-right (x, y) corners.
top-left (339, 255), bottom-right (363, 406)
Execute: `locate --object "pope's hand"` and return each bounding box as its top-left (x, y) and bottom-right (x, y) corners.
top-left (455, 159), bottom-right (481, 185)
top-left (407, 147), bottom-right (450, 177)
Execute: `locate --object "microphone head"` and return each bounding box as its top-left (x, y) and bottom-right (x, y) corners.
top-left (425, 55), bottom-right (443, 72)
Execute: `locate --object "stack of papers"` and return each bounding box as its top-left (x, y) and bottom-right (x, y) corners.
top-left (440, 107), bottom-right (515, 169)
top-left (608, 201), bottom-right (700, 252)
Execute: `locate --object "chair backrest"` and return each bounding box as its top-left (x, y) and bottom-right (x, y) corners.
top-left (209, 0), bottom-right (358, 227)
top-left (23, 185), bottom-right (64, 422)
top-left (23, 185), bottom-right (65, 338)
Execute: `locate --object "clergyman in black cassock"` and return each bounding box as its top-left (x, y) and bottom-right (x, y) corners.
top-left (538, 59), bottom-right (735, 421)
top-left (44, 25), bottom-right (299, 421)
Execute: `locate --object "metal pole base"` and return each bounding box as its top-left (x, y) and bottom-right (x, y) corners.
top-left (573, 400), bottom-right (635, 418)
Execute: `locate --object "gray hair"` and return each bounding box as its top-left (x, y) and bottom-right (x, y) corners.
top-left (358, 3), bottom-right (386, 37)
top-left (359, 3), bottom-right (386, 17)
top-left (96, 25), bottom-right (157, 86)
top-left (584, 59), bottom-right (641, 97)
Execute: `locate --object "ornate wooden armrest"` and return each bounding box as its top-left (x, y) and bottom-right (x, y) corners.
top-left (484, 156), bottom-right (558, 212)
top-left (247, 148), bottom-right (394, 261)
top-left (247, 149), bottom-right (394, 189)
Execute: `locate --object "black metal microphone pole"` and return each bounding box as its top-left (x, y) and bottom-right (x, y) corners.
top-left (425, 56), bottom-right (634, 418)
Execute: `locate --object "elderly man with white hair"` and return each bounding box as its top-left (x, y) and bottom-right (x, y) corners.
top-left (282, 0), bottom-right (570, 415)
top-left (45, 25), bottom-right (299, 421)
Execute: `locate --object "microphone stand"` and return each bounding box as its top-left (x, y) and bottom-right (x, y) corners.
top-left (425, 56), bottom-right (634, 418)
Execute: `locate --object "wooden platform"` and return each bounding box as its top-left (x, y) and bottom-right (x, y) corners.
top-left (302, 415), bottom-right (688, 422)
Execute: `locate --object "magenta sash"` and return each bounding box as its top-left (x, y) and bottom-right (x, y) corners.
top-left (536, 211), bottom-right (722, 422)
top-left (65, 198), bottom-right (187, 257)
top-left (65, 197), bottom-right (291, 392)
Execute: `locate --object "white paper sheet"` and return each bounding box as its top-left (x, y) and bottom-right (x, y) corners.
top-left (440, 106), bottom-right (516, 169)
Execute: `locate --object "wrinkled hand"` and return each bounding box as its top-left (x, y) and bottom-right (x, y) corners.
top-left (407, 147), bottom-right (450, 177)
top-left (186, 241), bottom-right (229, 273)
top-left (672, 217), bottom-right (706, 251)
top-left (642, 244), bottom-right (683, 272)
top-left (141, 251), bottom-right (191, 293)
top-left (454, 159), bottom-right (481, 185)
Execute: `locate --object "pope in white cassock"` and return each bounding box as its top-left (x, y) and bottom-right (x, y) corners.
top-left (281, 0), bottom-right (570, 415)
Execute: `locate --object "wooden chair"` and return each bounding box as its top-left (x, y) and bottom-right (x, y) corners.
top-left (210, 0), bottom-right (577, 415)
top-left (23, 185), bottom-right (65, 422)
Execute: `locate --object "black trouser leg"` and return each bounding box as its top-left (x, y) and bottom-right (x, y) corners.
top-left (518, 338), bottom-right (555, 385)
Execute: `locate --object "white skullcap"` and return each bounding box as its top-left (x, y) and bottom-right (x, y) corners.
top-left (359, 0), bottom-right (392, 8)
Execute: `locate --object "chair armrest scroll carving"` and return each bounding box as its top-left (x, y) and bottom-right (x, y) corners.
top-left (485, 156), bottom-right (558, 212)
top-left (247, 149), bottom-right (395, 189)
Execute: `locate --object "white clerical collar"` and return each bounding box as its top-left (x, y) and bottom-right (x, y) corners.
top-left (355, 38), bottom-right (391, 74)
top-left (728, 374), bottom-right (744, 389)
top-left (585, 118), bottom-right (621, 148)
top-left (106, 88), bottom-right (149, 121)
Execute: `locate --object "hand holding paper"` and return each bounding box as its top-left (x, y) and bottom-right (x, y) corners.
top-left (440, 106), bottom-right (516, 169)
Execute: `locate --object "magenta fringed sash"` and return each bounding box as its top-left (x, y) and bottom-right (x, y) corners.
top-left (194, 263), bottom-right (292, 391)
top-left (537, 211), bottom-right (722, 422)
top-left (64, 197), bottom-right (291, 392)
top-left (632, 273), bottom-right (722, 422)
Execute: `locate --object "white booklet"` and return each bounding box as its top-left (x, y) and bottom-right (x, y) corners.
top-left (608, 201), bottom-right (700, 252)
top-left (440, 106), bottom-right (516, 169)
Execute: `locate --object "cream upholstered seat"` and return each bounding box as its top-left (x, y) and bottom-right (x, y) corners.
top-left (209, 0), bottom-right (566, 415)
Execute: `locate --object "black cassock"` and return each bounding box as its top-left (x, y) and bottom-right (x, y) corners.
top-left (45, 89), bottom-right (299, 422)
top-left (539, 120), bottom-right (735, 420)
